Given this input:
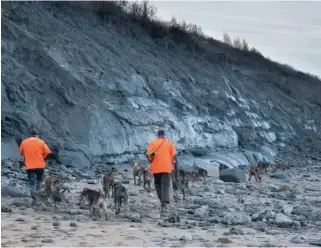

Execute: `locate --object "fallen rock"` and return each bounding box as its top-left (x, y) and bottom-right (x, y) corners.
top-left (194, 205), bottom-right (210, 218)
top-left (290, 235), bottom-right (306, 244)
top-left (1, 186), bottom-right (28, 198)
top-left (179, 233), bottom-right (193, 241)
top-left (52, 221), bottom-right (61, 227)
top-left (1, 206), bottom-right (12, 213)
top-left (30, 233), bottom-right (42, 239)
top-left (42, 238), bottom-right (55, 243)
top-left (222, 211), bottom-right (251, 225)
top-left (275, 213), bottom-right (293, 227)
top-left (309, 239), bottom-right (321, 247)
top-left (15, 217), bottom-right (26, 222)
top-left (282, 204), bottom-right (293, 216)
top-left (125, 212), bottom-right (141, 222)
top-left (229, 227), bottom-right (245, 235)
top-left (58, 150), bottom-right (90, 169)
top-left (270, 172), bottom-right (291, 179)
top-left (70, 221), bottom-right (77, 227)
top-left (219, 168), bottom-right (245, 183)
top-left (216, 237), bottom-right (233, 244)
top-left (1, 138), bottom-right (21, 160)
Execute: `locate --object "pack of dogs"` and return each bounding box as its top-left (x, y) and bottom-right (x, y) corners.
top-left (33, 159), bottom-right (290, 220)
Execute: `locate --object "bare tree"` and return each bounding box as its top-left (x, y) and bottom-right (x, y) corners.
top-left (223, 33), bottom-right (232, 46)
top-left (233, 37), bottom-right (242, 49)
top-left (242, 39), bottom-right (249, 51)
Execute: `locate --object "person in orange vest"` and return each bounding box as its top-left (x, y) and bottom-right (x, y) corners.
top-left (146, 130), bottom-right (178, 215)
top-left (19, 128), bottom-right (51, 203)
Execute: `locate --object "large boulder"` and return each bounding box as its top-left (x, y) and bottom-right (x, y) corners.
top-left (1, 138), bottom-right (21, 160)
top-left (219, 168), bottom-right (246, 183)
top-left (1, 186), bottom-right (29, 198)
top-left (58, 150), bottom-right (91, 169)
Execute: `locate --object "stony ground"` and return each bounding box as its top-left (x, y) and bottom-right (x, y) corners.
top-left (2, 162), bottom-right (321, 247)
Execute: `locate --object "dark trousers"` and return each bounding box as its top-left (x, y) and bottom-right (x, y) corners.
top-left (26, 168), bottom-right (44, 189)
top-left (153, 173), bottom-right (171, 204)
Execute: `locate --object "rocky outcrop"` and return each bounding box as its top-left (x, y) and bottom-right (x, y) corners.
top-left (1, 2), bottom-right (321, 168)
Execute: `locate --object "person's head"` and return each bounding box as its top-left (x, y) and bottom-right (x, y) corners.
top-left (157, 129), bottom-right (165, 138)
top-left (30, 128), bottom-right (39, 138)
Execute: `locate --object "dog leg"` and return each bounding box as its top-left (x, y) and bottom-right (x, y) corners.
top-left (62, 200), bottom-right (67, 212)
top-left (117, 199), bottom-right (121, 215)
top-left (102, 202), bottom-right (108, 220)
top-left (53, 201), bottom-right (57, 213)
top-left (138, 172), bottom-right (142, 186)
top-left (182, 187), bottom-right (186, 200)
top-left (147, 182), bottom-right (151, 193)
top-left (89, 205), bottom-right (93, 218)
top-left (248, 174), bottom-right (252, 181)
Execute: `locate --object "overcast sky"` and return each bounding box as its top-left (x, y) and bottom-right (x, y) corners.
top-left (152, 1), bottom-right (321, 78)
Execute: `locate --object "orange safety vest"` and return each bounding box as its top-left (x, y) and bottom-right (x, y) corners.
top-left (146, 138), bottom-right (176, 174)
top-left (19, 137), bottom-right (51, 170)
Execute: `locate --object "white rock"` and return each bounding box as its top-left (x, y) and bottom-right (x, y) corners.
top-left (275, 213), bottom-right (293, 227)
top-left (282, 205), bottom-right (293, 216)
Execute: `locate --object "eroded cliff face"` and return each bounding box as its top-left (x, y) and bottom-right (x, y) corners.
top-left (2, 2), bottom-right (321, 168)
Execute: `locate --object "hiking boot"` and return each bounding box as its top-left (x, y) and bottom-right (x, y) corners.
top-left (36, 181), bottom-right (44, 192)
top-left (160, 202), bottom-right (169, 216)
top-left (29, 185), bottom-right (37, 205)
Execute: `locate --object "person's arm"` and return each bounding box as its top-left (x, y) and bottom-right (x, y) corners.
top-left (171, 143), bottom-right (178, 178)
top-left (43, 142), bottom-right (51, 159)
top-left (146, 142), bottom-right (154, 163)
top-left (19, 141), bottom-right (24, 155)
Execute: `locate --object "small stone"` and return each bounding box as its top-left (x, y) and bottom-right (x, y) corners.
top-left (293, 221), bottom-right (301, 227)
top-left (222, 211), bottom-right (251, 225)
top-left (70, 221), bottom-right (77, 227)
top-left (158, 221), bottom-right (172, 227)
top-left (53, 221), bottom-right (61, 227)
top-left (290, 235), bottom-right (306, 244)
top-left (42, 238), bottom-right (55, 243)
top-left (126, 213), bottom-right (141, 222)
top-left (216, 237), bottom-right (233, 244)
top-left (31, 226), bottom-right (38, 230)
top-left (266, 230), bottom-right (282, 235)
top-left (30, 233), bottom-right (42, 239)
top-left (151, 237), bottom-right (164, 243)
top-left (87, 179), bottom-right (97, 184)
top-left (179, 225), bottom-right (189, 230)
top-left (15, 217), bottom-right (25, 222)
top-left (229, 227), bottom-right (244, 235)
top-left (179, 233), bottom-right (193, 241)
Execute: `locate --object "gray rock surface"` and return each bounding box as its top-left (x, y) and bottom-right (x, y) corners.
top-left (1, 2), bottom-right (321, 167)
top-left (219, 168), bottom-right (246, 183)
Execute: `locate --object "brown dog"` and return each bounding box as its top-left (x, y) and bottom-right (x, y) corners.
top-left (143, 167), bottom-right (153, 192)
top-left (248, 165), bottom-right (262, 182)
top-left (102, 170), bottom-right (115, 197)
top-left (276, 162), bottom-right (290, 171)
top-left (192, 167), bottom-right (207, 181)
top-left (37, 175), bottom-right (69, 212)
top-left (257, 161), bottom-right (272, 173)
top-left (79, 183), bottom-right (108, 220)
top-left (132, 160), bottom-right (145, 186)
top-left (172, 169), bottom-right (190, 202)
top-left (112, 181), bottom-right (129, 215)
